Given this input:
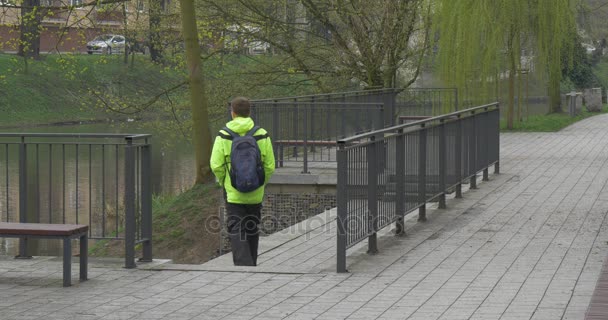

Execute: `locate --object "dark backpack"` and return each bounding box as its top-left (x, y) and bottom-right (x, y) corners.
top-left (219, 126), bottom-right (266, 192)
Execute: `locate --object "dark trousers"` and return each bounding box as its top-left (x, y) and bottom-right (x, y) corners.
top-left (226, 202), bottom-right (262, 266)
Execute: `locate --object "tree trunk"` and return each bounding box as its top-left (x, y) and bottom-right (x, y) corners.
top-left (548, 69), bottom-right (562, 113)
top-left (123, 2), bottom-right (129, 65)
top-left (18, 0), bottom-right (41, 60)
top-left (179, 0), bottom-right (213, 184)
top-left (149, 0), bottom-right (164, 63)
top-left (367, 68), bottom-right (384, 89)
top-left (507, 51), bottom-right (516, 130)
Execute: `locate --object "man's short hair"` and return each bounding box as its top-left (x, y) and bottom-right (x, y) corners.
top-left (231, 97), bottom-right (251, 117)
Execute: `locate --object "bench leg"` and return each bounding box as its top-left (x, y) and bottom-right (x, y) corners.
top-left (80, 235), bottom-right (88, 281)
top-left (15, 237), bottom-right (32, 259)
top-left (63, 238), bottom-right (71, 287)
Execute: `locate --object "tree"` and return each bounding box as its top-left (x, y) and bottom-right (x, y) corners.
top-left (434, 0), bottom-right (578, 128)
top-left (1, 0), bottom-right (130, 61)
top-left (200, 0), bottom-right (431, 90)
top-left (18, 0), bottom-right (42, 59)
top-left (179, 0), bottom-right (213, 183)
top-left (149, 0), bottom-right (164, 63)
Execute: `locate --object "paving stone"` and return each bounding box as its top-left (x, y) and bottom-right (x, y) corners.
top-left (4, 116), bottom-right (608, 319)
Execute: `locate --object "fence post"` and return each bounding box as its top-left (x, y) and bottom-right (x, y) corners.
top-left (124, 137), bottom-right (136, 269)
top-left (494, 106), bottom-right (500, 174)
top-left (272, 101), bottom-right (279, 169)
top-left (418, 124), bottom-right (427, 222)
top-left (454, 88), bottom-right (459, 112)
top-left (438, 120), bottom-right (447, 209)
top-left (139, 140), bottom-right (153, 262)
top-left (310, 98), bottom-right (315, 153)
top-left (469, 112), bottom-right (477, 189)
top-left (389, 90), bottom-right (397, 126)
top-left (395, 129), bottom-right (406, 235)
top-left (302, 104), bottom-right (309, 174)
top-left (367, 136), bottom-right (378, 254)
top-left (482, 111), bottom-right (490, 182)
top-left (17, 136), bottom-right (30, 259)
top-left (293, 99), bottom-right (299, 159)
top-left (336, 142), bottom-right (348, 273)
top-left (455, 115), bottom-right (463, 198)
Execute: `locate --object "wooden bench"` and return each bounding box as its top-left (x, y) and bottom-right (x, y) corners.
top-left (0, 222), bottom-right (88, 287)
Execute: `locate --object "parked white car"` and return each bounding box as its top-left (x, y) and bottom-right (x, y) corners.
top-left (86, 34), bottom-right (127, 55)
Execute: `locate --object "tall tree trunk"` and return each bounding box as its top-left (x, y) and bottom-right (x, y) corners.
top-left (367, 68), bottom-right (384, 89)
top-left (179, 0), bottom-right (213, 184)
top-left (18, 0), bottom-right (41, 60)
top-left (123, 2), bottom-right (129, 65)
top-left (149, 0), bottom-right (164, 63)
top-left (548, 69), bottom-right (562, 113)
top-left (507, 49), bottom-right (517, 130)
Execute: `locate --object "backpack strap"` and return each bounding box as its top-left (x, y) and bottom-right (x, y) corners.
top-left (246, 126), bottom-right (269, 141)
top-left (218, 127), bottom-right (238, 140)
top-left (219, 126), bottom-right (269, 141)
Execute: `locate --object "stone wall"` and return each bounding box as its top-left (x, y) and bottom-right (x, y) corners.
top-left (584, 88), bottom-right (603, 112)
top-left (218, 192), bottom-right (337, 253)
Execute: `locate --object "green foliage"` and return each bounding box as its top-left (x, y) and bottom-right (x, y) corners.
top-left (434, 0), bottom-right (578, 119)
top-left (500, 104), bottom-right (608, 131)
top-left (149, 183), bottom-right (222, 263)
top-left (90, 183), bottom-right (222, 262)
top-left (593, 59), bottom-right (608, 89)
top-left (562, 36), bottom-right (599, 89)
top-left (0, 54), bottom-right (184, 126)
top-left (578, 0), bottom-right (608, 43)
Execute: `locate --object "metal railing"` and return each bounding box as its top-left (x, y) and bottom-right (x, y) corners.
top-left (249, 102), bottom-right (385, 173)
top-left (336, 103), bottom-right (500, 272)
top-left (0, 133), bottom-right (152, 268)
top-left (395, 88), bottom-right (459, 117)
top-left (253, 88), bottom-right (399, 126)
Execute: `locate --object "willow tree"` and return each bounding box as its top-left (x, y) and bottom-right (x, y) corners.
top-left (434, 0), bottom-right (578, 129)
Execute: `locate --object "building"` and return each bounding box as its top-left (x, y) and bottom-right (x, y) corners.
top-left (0, 0), bottom-right (152, 53)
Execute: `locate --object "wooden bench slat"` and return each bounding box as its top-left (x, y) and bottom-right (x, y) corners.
top-left (0, 222), bottom-right (88, 237)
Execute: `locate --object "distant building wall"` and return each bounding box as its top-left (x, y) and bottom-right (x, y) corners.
top-left (0, 25), bottom-right (120, 53)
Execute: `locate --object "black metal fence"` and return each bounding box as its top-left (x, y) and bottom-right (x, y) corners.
top-left (252, 88), bottom-right (399, 127)
top-left (227, 88), bottom-right (460, 173)
top-left (0, 133), bottom-right (152, 268)
top-left (395, 88), bottom-right (459, 117)
top-left (250, 102), bottom-right (384, 173)
top-left (336, 103), bottom-right (500, 272)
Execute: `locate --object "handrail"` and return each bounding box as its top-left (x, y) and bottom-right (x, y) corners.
top-left (338, 102), bottom-right (499, 144)
top-left (251, 88), bottom-right (403, 103)
top-left (252, 102), bottom-right (384, 106)
top-left (0, 133), bottom-right (152, 140)
top-left (0, 133), bottom-right (153, 268)
top-left (335, 102), bottom-right (500, 272)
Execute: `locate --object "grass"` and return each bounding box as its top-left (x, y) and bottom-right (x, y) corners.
top-left (90, 182), bottom-right (223, 264)
top-left (0, 53), bottom-right (325, 129)
top-left (500, 105), bottom-right (608, 132)
top-left (0, 54), bottom-right (187, 126)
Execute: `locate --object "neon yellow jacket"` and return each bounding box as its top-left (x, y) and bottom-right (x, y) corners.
top-left (210, 117), bottom-right (275, 204)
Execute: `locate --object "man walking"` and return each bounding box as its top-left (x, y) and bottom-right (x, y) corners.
top-left (210, 97), bottom-right (275, 266)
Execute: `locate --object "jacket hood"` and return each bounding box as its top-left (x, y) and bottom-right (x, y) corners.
top-left (226, 117), bottom-right (254, 135)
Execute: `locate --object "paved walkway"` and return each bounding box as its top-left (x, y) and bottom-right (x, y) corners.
top-left (3, 115), bottom-right (608, 319)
